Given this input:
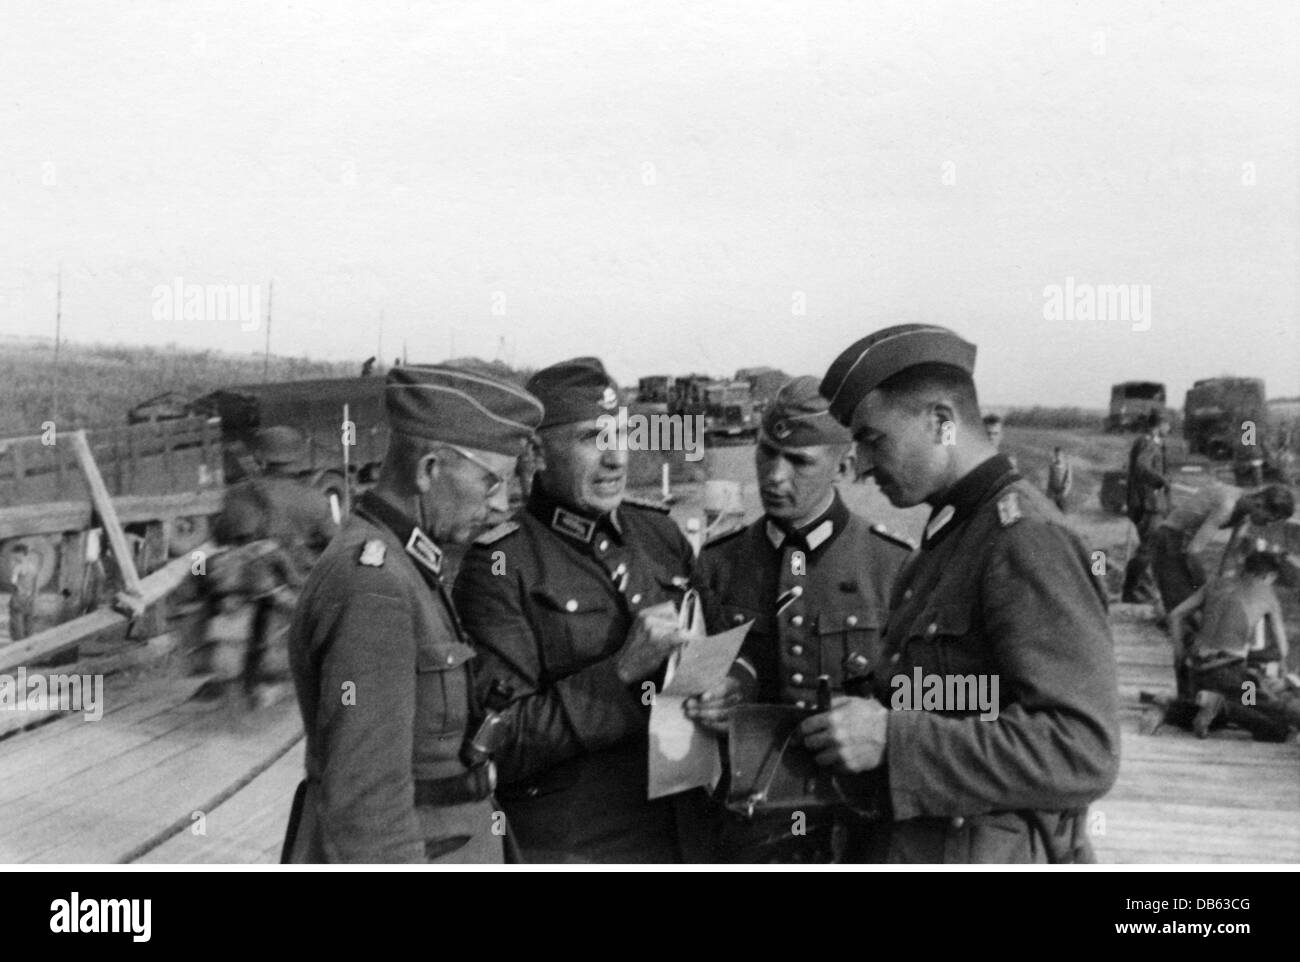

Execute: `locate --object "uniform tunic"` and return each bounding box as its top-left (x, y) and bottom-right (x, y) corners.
top-left (697, 491), bottom-right (911, 861)
top-left (452, 485), bottom-right (697, 863)
top-left (877, 455), bottom-right (1119, 863)
top-left (285, 493), bottom-right (499, 863)
top-left (1152, 481), bottom-right (1241, 611)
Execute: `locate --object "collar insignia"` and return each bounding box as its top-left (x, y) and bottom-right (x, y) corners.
top-left (404, 527), bottom-right (443, 576)
top-left (552, 507), bottom-right (597, 543)
top-left (925, 504), bottom-right (956, 543)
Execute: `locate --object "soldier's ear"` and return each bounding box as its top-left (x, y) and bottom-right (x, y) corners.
top-left (836, 447), bottom-right (857, 482)
top-left (527, 436), bottom-right (547, 474)
top-left (928, 402), bottom-right (957, 442)
top-left (414, 450), bottom-right (442, 493)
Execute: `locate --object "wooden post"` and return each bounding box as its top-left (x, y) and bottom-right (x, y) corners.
top-left (56, 531), bottom-right (88, 623)
top-left (342, 403), bottom-right (352, 516)
top-left (11, 442), bottom-right (25, 501)
top-left (131, 521), bottom-right (168, 638)
top-left (71, 430), bottom-right (142, 599)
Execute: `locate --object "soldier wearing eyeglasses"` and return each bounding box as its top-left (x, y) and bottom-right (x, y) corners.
top-left (453, 357), bottom-right (701, 863)
top-left (282, 365), bottom-right (542, 863)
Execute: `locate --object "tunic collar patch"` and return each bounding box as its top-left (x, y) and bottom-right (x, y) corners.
top-left (551, 506), bottom-right (597, 543)
top-left (404, 527), bottom-right (443, 576)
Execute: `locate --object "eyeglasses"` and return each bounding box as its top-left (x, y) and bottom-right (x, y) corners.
top-left (441, 444), bottom-right (505, 498)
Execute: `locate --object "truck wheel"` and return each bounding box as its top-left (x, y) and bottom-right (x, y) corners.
top-left (166, 515), bottom-right (212, 557)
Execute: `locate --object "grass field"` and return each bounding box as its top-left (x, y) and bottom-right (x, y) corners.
top-left (0, 337), bottom-right (356, 437)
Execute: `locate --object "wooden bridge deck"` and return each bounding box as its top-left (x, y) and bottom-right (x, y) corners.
top-left (0, 601), bottom-right (1296, 864)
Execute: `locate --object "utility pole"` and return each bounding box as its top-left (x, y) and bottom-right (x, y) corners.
top-left (262, 279), bottom-right (273, 380)
top-left (52, 264), bottom-right (62, 422)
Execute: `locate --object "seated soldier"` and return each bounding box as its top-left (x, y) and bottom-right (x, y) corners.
top-left (1168, 551), bottom-right (1300, 742)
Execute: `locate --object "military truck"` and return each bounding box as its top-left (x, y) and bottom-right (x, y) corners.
top-left (1183, 377), bottom-right (1266, 461)
top-left (1107, 381), bottom-right (1166, 432)
top-left (637, 375), bottom-right (674, 407)
top-left (703, 381), bottom-right (759, 442)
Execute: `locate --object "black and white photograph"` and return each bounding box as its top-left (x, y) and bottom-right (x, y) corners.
top-left (1, 0), bottom-right (1297, 894)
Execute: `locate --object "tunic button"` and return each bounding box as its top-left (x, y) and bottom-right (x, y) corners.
top-left (791, 615), bottom-right (804, 627)
top-left (846, 615), bottom-right (858, 627)
top-left (631, 593), bottom-right (642, 604)
top-left (951, 816), bottom-right (966, 829)
top-left (926, 622), bottom-right (937, 635)
top-left (795, 700), bottom-right (808, 709)
top-left (565, 599), bottom-right (578, 612)
top-left (446, 656), bottom-right (454, 665)
top-left (904, 589), bottom-right (913, 600)
top-left (598, 540), bottom-right (609, 551)
top-left (790, 644), bottom-right (803, 656)
top-left (733, 614), bottom-right (745, 624)
top-left (791, 672), bottom-right (804, 685)
top-left (790, 586), bottom-right (803, 598)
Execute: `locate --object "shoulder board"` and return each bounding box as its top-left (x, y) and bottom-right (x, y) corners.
top-left (358, 539), bottom-right (387, 567)
top-left (869, 523), bottom-right (916, 551)
top-left (620, 495), bottom-right (671, 514)
top-left (996, 490), bottom-right (1024, 528)
top-left (474, 520), bottom-right (520, 546)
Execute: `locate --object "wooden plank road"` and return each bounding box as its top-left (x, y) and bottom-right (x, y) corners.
top-left (0, 666), bottom-right (302, 864)
top-left (1093, 603), bottom-right (1300, 863)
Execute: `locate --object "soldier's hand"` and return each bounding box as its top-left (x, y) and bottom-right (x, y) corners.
top-left (615, 602), bottom-right (688, 684)
top-left (799, 695), bottom-right (888, 773)
top-left (682, 673), bottom-right (746, 735)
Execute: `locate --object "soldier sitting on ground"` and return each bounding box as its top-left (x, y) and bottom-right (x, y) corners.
top-left (1164, 551), bottom-right (1300, 742)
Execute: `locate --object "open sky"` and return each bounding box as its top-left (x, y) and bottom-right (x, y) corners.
top-left (1, 0), bottom-right (1296, 406)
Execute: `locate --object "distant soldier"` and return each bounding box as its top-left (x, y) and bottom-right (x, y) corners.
top-left (1046, 447), bottom-right (1073, 512)
top-left (1152, 481), bottom-right (1294, 628)
top-left (213, 426), bottom-right (338, 701)
top-left (804, 324), bottom-right (1118, 863)
top-left (7, 544), bottom-right (40, 641)
top-left (982, 414), bottom-right (1017, 470)
top-left (687, 376), bottom-right (912, 862)
top-left (1122, 410), bottom-right (1171, 604)
top-left (282, 365), bottom-right (542, 863)
top-left (453, 357), bottom-right (700, 863)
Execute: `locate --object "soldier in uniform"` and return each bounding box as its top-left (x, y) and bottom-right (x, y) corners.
top-left (1122, 411), bottom-right (1171, 604)
top-left (282, 365), bottom-right (543, 863)
top-left (801, 324), bottom-right (1119, 863)
top-left (686, 376), bottom-right (912, 862)
top-left (453, 357), bottom-right (699, 863)
top-left (7, 544), bottom-right (40, 641)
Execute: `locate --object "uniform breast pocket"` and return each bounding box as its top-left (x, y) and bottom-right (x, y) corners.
top-left (815, 604), bottom-right (883, 682)
top-left (531, 586), bottom-right (620, 671)
top-left (902, 603), bottom-right (992, 679)
top-left (415, 641), bottom-right (475, 738)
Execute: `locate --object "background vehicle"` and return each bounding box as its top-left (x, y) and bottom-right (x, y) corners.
top-left (1107, 381), bottom-right (1166, 432)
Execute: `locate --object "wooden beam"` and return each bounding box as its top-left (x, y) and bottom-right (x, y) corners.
top-left (0, 490), bottom-right (225, 540)
top-left (71, 430), bottom-right (141, 597)
top-left (0, 546), bottom-right (209, 672)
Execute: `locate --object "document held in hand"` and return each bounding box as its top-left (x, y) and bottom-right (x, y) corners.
top-left (647, 589), bottom-right (752, 800)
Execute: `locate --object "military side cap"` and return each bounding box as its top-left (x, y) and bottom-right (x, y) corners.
top-left (255, 425), bottom-right (307, 466)
top-left (760, 375), bottom-right (853, 449)
top-left (385, 364), bottom-right (543, 455)
top-left (820, 324), bottom-right (977, 424)
top-left (526, 356), bottom-right (620, 429)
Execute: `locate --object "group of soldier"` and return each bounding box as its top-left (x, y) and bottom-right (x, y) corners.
top-left (263, 322), bottom-right (1134, 866)
top-left (1121, 410), bottom-right (1300, 741)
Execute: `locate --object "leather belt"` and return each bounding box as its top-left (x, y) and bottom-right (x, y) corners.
top-left (413, 764), bottom-right (496, 806)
